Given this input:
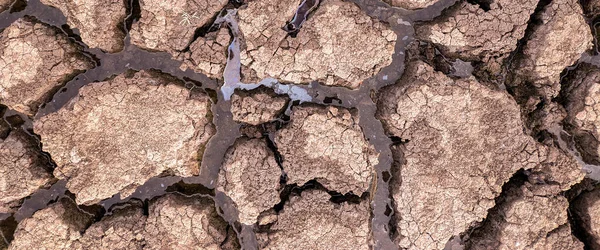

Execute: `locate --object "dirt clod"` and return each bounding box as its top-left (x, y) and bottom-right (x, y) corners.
top-left (217, 138), bottom-right (281, 225)
top-left (417, 0), bottom-right (538, 77)
top-left (34, 71), bottom-right (214, 205)
top-left (385, 0), bottom-right (438, 9)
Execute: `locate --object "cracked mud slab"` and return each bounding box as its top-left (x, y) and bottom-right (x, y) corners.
top-left (39, 0), bottom-right (127, 53)
top-left (0, 18), bottom-right (93, 116)
top-left (467, 182), bottom-right (583, 250)
top-left (238, 0), bottom-right (396, 88)
top-left (177, 26), bottom-right (231, 78)
top-left (378, 61), bottom-right (584, 249)
top-left (510, 0), bottom-right (593, 99)
top-left (130, 0), bottom-right (228, 78)
top-left (8, 194), bottom-right (236, 249)
top-left (0, 130), bottom-right (52, 213)
top-left (144, 194), bottom-right (236, 249)
top-left (34, 70), bottom-right (214, 205)
top-left (256, 189), bottom-right (371, 249)
top-left (275, 105), bottom-right (378, 195)
top-left (230, 88), bottom-right (288, 125)
top-left (417, 0), bottom-right (538, 77)
top-left (217, 138), bottom-right (282, 225)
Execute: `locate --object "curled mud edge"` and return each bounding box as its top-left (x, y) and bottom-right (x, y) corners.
top-left (1, 0), bottom-right (462, 249)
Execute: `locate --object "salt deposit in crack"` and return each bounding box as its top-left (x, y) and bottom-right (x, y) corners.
top-left (34, 70), bottom-right (215, 205)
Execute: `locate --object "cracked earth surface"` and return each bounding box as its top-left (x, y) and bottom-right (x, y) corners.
top-left (2, 0), bottom-right (600, 249)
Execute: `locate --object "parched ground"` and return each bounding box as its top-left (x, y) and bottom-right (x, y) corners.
top-left (1, 0), bottom-right (600, 249)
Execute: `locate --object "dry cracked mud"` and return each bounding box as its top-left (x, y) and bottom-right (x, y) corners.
top-left (2, 0), bottom-right (600, 249)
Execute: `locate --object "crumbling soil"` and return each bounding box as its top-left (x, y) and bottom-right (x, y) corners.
top-left (0, 0), bottom-right (599, 249)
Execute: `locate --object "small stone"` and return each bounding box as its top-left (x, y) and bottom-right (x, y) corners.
top-left (256, 190), bottom-right (371, 249)
top-left (238, 0), bottom-right (396, 88)
top-left (230, 89), bottom-right (288, 125)
top-left (34, 71), bottom-right (215, 205)
top-left (0, 18), bottom-right (93, 116)
top-left (39, 0), bottom-right (127, 52)
top-left (275, 105), bottom-right (378, 194)
top-left (0, 130), bottom-right (52, 213)
top-left (217, 138), bottom-right (281, 225)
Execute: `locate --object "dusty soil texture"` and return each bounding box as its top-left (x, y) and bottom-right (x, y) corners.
top-left (34, 71), bottom-right (214, 205)
top-left (275, 105), bottom-right (379, 195)
top-left (2, 0), bottom-right (600, 249)
top-left (237, 0), bottom-right (396, 88)
top-left (256, 189), bottom-right (371, 249)
top-left (0, 18), bottom-right (93, 116)
top-left (217, 138), bottom-right (282, 225)
top-left (39, 0), bottom-right (127, 53)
